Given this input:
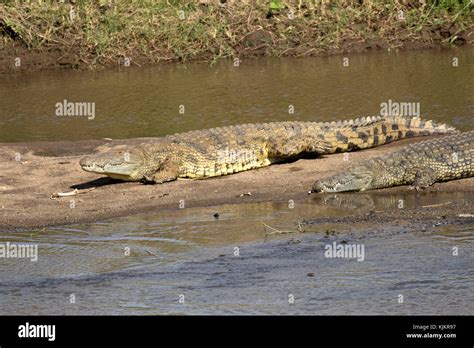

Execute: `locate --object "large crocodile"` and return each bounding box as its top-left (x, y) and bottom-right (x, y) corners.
top-left (313, 131), bottom-right (473, 192)
top-left (80, 116), bottom-right (456, 183)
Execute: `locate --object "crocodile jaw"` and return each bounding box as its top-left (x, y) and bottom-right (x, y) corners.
top-left (80, 151), bottom-right (145, 181)
top-left (80, 162), bottom-right (138, 181)
top-left (313, 169), bottom-right (374, 193)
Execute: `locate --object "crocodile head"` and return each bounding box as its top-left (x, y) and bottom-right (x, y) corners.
top-left (80, 148), bottom-right (148, 181)
top-left (312, 165), bottom-right (374, 192)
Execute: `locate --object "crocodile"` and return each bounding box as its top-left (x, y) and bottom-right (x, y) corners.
top-left (313, 131), bottom-right (473, 192)
top-left (80, 116), bottom-right (456, 183)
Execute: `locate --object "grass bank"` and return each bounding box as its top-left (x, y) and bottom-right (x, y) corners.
top-left (0, 0), bottom-right (473, 71)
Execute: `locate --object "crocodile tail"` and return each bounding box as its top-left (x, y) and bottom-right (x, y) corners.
top-left (321, 115), bottom-right (457, 153)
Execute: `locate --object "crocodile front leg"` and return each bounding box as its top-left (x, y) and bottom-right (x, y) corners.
top-left (409, 167), bottom-right (438, 190)
top-left (142, 158), bottom-right (180, 184)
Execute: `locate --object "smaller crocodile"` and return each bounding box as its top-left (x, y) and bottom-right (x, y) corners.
top-left (313, 131), bottom-right (473, 192)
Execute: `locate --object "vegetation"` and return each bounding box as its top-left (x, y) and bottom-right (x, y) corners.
top-left (0, 0), bottom-right (472, 69)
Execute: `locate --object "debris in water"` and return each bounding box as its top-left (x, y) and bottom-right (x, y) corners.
top-left (289, 238), bottom-right (301, 244)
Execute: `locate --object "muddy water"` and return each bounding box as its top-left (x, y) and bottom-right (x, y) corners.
top-left (0, 48), bottom-right (473, 314)
top-left (0, 48), bottom-right (473, 142)
top-left (0, 193), bottom-right (472, 315)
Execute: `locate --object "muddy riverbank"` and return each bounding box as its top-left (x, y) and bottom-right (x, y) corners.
top-left (1, 135), bottom-right (472, 230)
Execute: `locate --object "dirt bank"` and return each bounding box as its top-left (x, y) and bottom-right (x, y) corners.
top-left (0, 1), bottom-right (472, 73)
top-left (300, 200), bottom-right (473, 231)
top-left (1, 135), bottom-right (472, 230)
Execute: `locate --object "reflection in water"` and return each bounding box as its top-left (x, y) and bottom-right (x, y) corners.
top-left (312, 191), bottom-right (473, 211)
top-left (0, 48), bottom-right (473, 142)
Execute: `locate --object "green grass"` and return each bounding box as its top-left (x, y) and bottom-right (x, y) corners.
top-left (0, 0), bottom-right (472, 68)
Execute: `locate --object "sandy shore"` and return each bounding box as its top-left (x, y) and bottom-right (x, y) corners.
top-left (1, 135), bottom-right (473, 230)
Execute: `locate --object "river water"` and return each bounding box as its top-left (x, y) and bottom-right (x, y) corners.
top-left (1, 48), bottom-right (473, 142)
top-left (0, 48), bottom-right (473, 314)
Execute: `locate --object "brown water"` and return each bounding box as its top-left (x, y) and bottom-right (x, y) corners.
top-left (0, 48), bottom-right (473, 142)
top-left (0, 48), bottom-right (473, 314)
